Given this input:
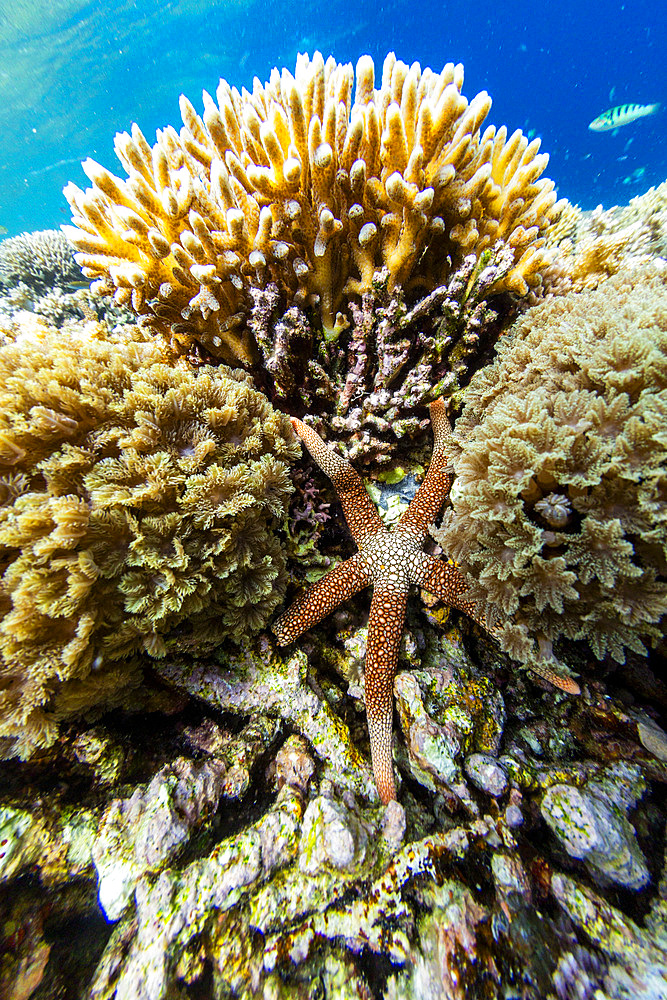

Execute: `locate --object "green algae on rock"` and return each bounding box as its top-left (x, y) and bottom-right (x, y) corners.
top-left (1, 638), bottom-right (665, 1000)
top-left (155, 641), bottom-right (377, 801)
top-left (393, 628), bottom-right (505, 811)
top-left (0, 800), bottom-right (98, 887)
top-left (551, 871), bottom-right (667, 995)
top-left (540, 762), bottom-right (649, 890)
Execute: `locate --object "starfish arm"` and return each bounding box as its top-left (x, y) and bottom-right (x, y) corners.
top-left (418, 557), bottom-right (582, 695)
top-left (365, 585), bottom-right (408, 804)
top-left (291, 418), bottom-right (385, 545)
top-left (272, 552), bottom-right (371, 645)
top-left (416, 552), bottom-right (495, 633)
top-left (396, 398), bottom-right (453, 541)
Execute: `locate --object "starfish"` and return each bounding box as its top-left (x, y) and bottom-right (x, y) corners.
top-left (273, 400), bottom-right (578, 804)
top-left (272, 399), bottom-right (490, 802)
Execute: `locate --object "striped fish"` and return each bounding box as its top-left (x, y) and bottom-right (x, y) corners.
top-left (589, 102), bottom-right (660, 132)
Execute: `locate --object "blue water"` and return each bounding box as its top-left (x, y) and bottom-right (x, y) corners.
top-left (0, 0), bottom-right (665, 237)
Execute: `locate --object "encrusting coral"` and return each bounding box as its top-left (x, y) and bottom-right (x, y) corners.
top-left (432, 263), bottom-right (667, 679)
top-left (63, 52), bottom-right (566, 450)
top-left (0, 314), bottom-right (298, 759)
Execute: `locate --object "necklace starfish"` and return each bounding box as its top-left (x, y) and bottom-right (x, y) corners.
top-left (273, 399), bottom-right (578, 803)
top-left (273, 399), bottom-right (494, 803)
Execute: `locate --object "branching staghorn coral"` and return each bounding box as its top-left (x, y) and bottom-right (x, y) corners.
top-left (432, 263), bottom-right (667, 681)
top-left (249, 247), bottom-right (521, 461)
top-left (63, 52), bottom-right (565, 427)
top-left (0, 315), bottom-right (298, 759)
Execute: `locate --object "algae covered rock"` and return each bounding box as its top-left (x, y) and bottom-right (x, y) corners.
top-left (540, 762), bottom-right (649, 890)
top-left (394, 630), bottom-right (505, 810)
top-left (464, 752), bottom-right (509, 798)
top-left (298, 796), bottom-right (368, 876)
top-left (551, 871), bottom-right (667, 996)
top-left (0, 315), bottom-right (299, 758)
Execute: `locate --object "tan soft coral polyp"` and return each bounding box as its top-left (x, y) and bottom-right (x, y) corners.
top-left (64, 52), bottom-right (565, 363)
top-left (433, 264), bottom-right (667, 677)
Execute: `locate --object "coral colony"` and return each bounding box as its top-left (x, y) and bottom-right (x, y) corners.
top-left (0, 51), bottom-right (666, 999)
top-left (62, 53), bottom-right (567, 460)
top-left (434, 266), bottom-right (667, 676)
top-left (0, 53), bottom-right (663, 797)
top-left (0, 321), bottom-right (297, 757)
top-left (63, 53), bottom-right (563, 357)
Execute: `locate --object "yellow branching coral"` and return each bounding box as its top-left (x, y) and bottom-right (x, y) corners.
top-left (64, 52), bottom-right (565, 363)
top-left (432, 263), bottom-right (667, 678)
top-left (0, 315), bottom-right (299, 759)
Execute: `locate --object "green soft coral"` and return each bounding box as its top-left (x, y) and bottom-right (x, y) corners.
top-left (0, 315), bottom-right (299, 759)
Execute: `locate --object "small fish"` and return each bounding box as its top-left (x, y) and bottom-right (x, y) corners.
top-left (0, 225), bottom-right (7, 235)
top-left (589, 102), bottom-right (660, 131)
top-left (622, 166), bottom-right (646, 185)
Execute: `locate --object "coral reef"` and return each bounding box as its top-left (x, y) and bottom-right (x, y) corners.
top-left (0, 281), bottom-right (136, 330)
top-left (432, 263), bottom-right (667, 677)
top-left (0, 314), bottom-right (298, 759)
top-left (282, 461), bottom-right (333, 582)
top-left (0, 229), bottom-right (135, 331)
top-left (94, 716), bottom-right (280, 920)
top-left (556, 178), bottom-right (667, 291)
top-left (64, 52), bottom-right (566, 453)
top-left (393, 636), bottom-right (506, 815)
top-left (1, 606), bottom-right (665, 999)
top-left (64, 51), bottom-right (564, 343)
top-left (551, 871), bottom-right (667, 998)
top-left (0, 798), bottom-right (98, 886)
top-left (1, 54), bottom-right (665, 1000)
top-left (0, 228), bottom-right (112, 329)
top-left (0, 229), bottom-right (82, 292)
